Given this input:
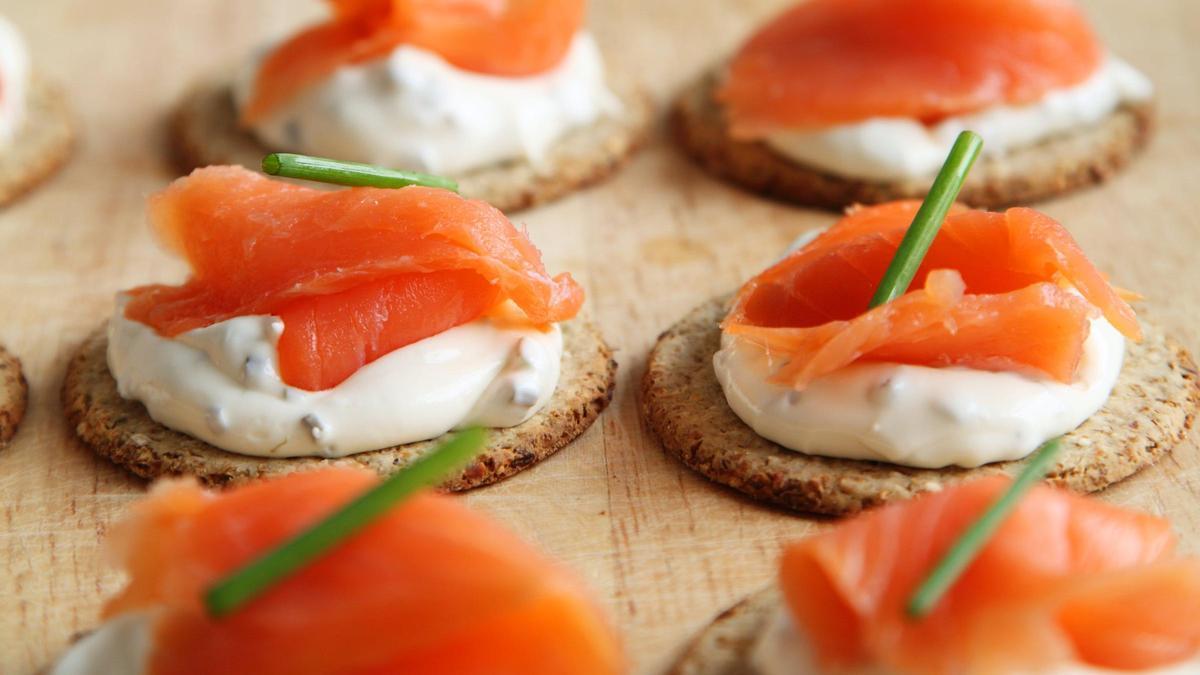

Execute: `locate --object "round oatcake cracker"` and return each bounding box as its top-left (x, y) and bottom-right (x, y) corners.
top-left (0, 78), bottom-right (74, 206)
top-left (671, 71), bottom-right (1155, 210)
top-left (668, 587), bottom-right (779, 675)
top-left (170, 78), bottom-right (654, 213)
top-left (641, 297), bottom-right (1200, 516)
top-left (63, 319), bottom-right (616, 489)
top-left (0, 344), bottom-right (27, 447)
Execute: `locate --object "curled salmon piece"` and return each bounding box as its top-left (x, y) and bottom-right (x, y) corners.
top-left (104, 468), bottom-right (625, 675)
top-left (718, 0), bottom-right (1104, 137)
top-left (779, 477), bottom-right (1200, 673)
top-left (123, 166), bottom-right (583, 391)
top-left (722, 201), bottom-right (1139, 389)
top-left (242, 0), bottom-right (587, 124)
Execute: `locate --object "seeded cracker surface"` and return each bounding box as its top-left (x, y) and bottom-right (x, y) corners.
top-left (0, 345), bottom-right (27, 448)
top-left (667, 587), bottom-right (778, 675)
top-left (0, 78), bottom-right (74, 206)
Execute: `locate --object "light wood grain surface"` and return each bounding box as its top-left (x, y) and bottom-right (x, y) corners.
top-left (1, 1), bottom-right (1198, 672)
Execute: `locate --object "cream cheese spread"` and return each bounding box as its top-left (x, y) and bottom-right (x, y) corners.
top-left (752, 608), bottom-right (1200, 675)
top-left (763, 57), bottom-right (1154, 181)
top-left (233, 33), bottom-right (619, 174)
top-left (713, 316), bottom-right (1125, 469)
top-left (0, 15), bottom-right (30, 146)
top-left (50, 612), bottom-right (153, 675)
top-left (107, 299), bottom-right (563, 458)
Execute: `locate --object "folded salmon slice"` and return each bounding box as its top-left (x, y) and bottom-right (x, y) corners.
top-left (780, 477), bottom-right (1200, 673)
top-left (103, 469), bottom-right (624, 675)
top-left (123, 166), bottom-right (583, 391)
top-left (718, 0), bottom-right (1104, 137)
top-left (242, 0), bottom-right (586, 124)
top-left (272, 271), bottom-right (501, 391)
top-left (722, 201), bottom-right (1138, 389)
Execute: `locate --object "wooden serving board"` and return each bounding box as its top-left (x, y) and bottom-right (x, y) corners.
top-left (2, 0), bottom-right (1198, 672)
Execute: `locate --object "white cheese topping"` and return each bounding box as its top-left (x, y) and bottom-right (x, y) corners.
top-left (50, 612), bottom-right (152, 675)
top-left (0, 14), bottom-right (30, 146)
top-left (107, 299), bottom-right (563, 458)
top-left (233, 33), bottom-right (620, 175)
top-left (713, 316), bottom-right (1125, 469)
top-left (752, 608), bottom-right (1200, 675)
top-left (763, 57), bottom-right (1154, 181)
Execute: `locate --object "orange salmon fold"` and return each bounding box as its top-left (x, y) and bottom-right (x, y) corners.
top-left (723, 201), bottom-right (1139, 389)
top-left (718, 0), bottom-right (1103, 137)
top-left (104, 468), bottom-right (625, 675)
top-left (242, 0), bottom-right (586, 124)
top-left (123, 166), bottom-right (583, 391)
top-left (780, 477), bottom-right (1200, 673)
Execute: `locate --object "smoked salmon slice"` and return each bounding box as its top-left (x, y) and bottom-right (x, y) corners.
top-left (779, 477), bottom-right (1200, 673)
top-left (718, 0), bottom-right (1104, 137)
top-left (123, 166), bottom-right (583, 391)
top-left (103, 468), bottom-right (624, 675)
top-left (722, 201), bottom-right (1139, 389)
top-left (242, 0), bottom-right (587, 125)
